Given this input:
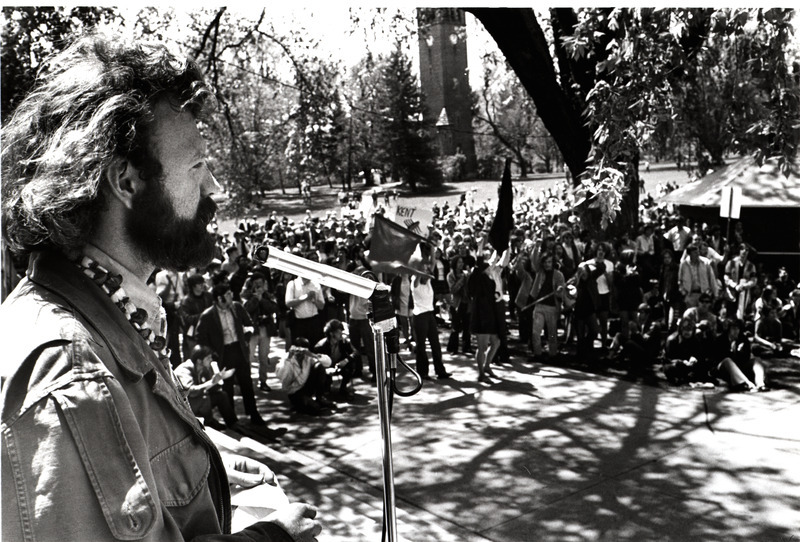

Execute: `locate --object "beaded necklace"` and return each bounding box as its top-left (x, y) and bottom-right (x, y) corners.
top-left (77, 255), bottom-right (172, 364)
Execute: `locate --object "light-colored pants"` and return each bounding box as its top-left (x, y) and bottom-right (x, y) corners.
top-left (532, 304), bottom-right (560, 357)
top-left (249, 327), bottom-right (272, 383)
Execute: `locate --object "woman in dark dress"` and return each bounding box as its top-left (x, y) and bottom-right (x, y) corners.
top-left (467, 256), bottom-right (500, 383)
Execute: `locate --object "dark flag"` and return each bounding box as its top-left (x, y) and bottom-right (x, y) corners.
top-left (488, 158), bottom-right (514, 253)
top-left (366, 215), bottom-right (430, 277)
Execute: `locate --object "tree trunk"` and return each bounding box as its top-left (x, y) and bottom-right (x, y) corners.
top-left (469, 8), bottom-right (645, 234)
top-left (467, 8), bottom-right (591, 181)
top-left (517, 156), bottom-right (529, 178)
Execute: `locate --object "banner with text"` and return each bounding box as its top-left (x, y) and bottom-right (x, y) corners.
top-left (384, 199), bottom-right (433, 237)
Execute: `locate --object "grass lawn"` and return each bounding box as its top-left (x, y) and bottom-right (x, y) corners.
top-left (218, 162), bottom-right (696, 233)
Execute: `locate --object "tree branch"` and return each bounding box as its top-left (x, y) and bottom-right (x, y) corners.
top-left (467, 8), bottom-right (591, 181)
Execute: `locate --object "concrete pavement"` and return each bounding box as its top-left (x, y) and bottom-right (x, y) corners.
top-left (212, 338), bottom-right (800, 542)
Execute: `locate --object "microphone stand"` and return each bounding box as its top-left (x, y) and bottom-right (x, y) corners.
top-left (252, 246), bottom-right (422, 542)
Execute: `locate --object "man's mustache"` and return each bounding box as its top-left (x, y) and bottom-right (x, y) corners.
top-left (197, 196), bottom-right (217, 225)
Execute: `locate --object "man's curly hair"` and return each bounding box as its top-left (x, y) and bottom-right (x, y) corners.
top-left (1, 31), bottom-right (213, 258)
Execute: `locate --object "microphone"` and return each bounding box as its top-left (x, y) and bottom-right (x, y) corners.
top-left (252, 245), bottom-right (378, 300)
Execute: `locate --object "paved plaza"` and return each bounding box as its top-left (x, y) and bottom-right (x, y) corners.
top-left (211, 334), bottom-right (800, 542)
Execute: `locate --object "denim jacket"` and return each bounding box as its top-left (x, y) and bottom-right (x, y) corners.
top-left (1, 251), bottom-right (291, 542)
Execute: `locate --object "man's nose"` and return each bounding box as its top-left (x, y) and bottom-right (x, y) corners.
top-left (203, 170), bottom-right (223, 199)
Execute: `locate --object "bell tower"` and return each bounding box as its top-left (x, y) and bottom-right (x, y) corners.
top-left (417, 8), bottom-right (477, 176)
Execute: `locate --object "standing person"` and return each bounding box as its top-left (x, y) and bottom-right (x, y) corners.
top-left (485, 246), bottom-right (511, 364)
top-left (155, 267), bottom-right (184, 367)
top-left (679, 243), bottom-right (719, 309)
top-left (0, 33), bottom-right (319, 541)
top-left (411, 265), bottom-right (452, 381)
top-left (180, 272), bottom-right (214, 358)
top-left (446, 254), bottom-right (471, 354)
top-left (723, 243), bottom-right (757, 320)
top-left (580, 243), bottom-right (615, 350)
top-left (614, 249), bottom-right (643, 342)
top-left (573, 259), bottom-right (606, 362)
top-left (391, 272), bottom-right (416, 352)
top-left (659, 249), bottom-right (682, 329)
top-left (665, 215), bottom-right (692, 253)
top-left (242, 272), bottom-right (278, 392)
top-left (221, 245), bottom-right (240, 276)
top-left (285, 274), bottom-right (325, 347)
top-left (634, 223), bottom-right (658, 283)
top-left (528, 252), bottom-right (566, 360)
top-left (197, 284), bottom-right (269, 428)
top-left (468, 254), bottom-right (501, 382)
top-left (348, 267), bottom-right (376, 380)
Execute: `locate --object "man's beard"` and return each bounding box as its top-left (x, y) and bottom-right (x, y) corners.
top-left (126, 179), bottom-right (217, 272)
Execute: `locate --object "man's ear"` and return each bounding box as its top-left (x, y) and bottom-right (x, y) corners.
top-left (104, 158), bottom-right (143, 210)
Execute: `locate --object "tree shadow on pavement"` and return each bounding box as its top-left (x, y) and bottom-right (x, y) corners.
top-left (225, 338), bottom-right (800, 542)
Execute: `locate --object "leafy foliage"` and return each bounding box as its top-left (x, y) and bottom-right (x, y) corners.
top-left (568, 8), bottom-right (799, 226)
top-left (471, 7), bottom-right (799, 233)
top-left (1, 7), bottom-right (119, 120)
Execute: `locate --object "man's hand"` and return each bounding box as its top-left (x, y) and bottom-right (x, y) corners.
top-left (266, 503), bottom-right (321, 542)
top-left (224, 454), bottom-right (276, 488)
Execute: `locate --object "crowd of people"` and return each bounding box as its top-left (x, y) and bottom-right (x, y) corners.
top-left (151, 176), bottom-right (800, 429)
top-left (2, 30), bottom-right (798, 542)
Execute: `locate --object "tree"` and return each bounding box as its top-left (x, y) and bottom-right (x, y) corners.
top-left (374, 42), bottom-right (441, 191)
top-left (473, 49), bottom-right (562, 177)
top-left (343, 52), bottom-right (384, 189)
top-left (467, 8), bottom-right (799, 232)
top-left (1, 7), bottom-right (119, 120)
top-left (167, 7), bottom-right (349, 209)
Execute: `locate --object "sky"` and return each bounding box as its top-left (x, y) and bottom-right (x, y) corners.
top-left (107, 5), bottom-right (492, 91)
top-left (228, 5), bottom-right (492, 90)
top-left (3, 5), bottom-right (798, 94)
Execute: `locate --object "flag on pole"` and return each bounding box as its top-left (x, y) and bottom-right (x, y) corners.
top-left (366, 215), bottom-right (430, 276)
top-left (488, 158), bottom-right (514, 253)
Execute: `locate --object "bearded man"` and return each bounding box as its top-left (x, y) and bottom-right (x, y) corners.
top-left (0, 33), bottom-right (320, 541)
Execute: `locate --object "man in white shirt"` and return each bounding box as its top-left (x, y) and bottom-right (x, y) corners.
top-left (285, 275), bottom-right (325, 347)
top-left (411, 270), bottom-right (451, 380)
top-left (634, 223), bottom-right (657, 282)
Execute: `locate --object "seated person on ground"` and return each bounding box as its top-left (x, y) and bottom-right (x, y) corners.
top-left (275, 337), bottom-right (335, 415)
top-left (175, 345), bottom-right (239, 430)
top-left (710, 318), bottom-right (768, 392)
top-left (780, 288), bottom-right (800, 343)
top-left (313, 319), bottom-right (358, 399)
top-left (681, 292), bottom-right (718, 331)
top-left (662, 318), bottom-right (713, 385)
top-left (753, 303), bottom-right (789, 357)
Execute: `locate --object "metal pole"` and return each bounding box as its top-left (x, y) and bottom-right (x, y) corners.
top-left (372, 323), bottom-right (397, 542)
